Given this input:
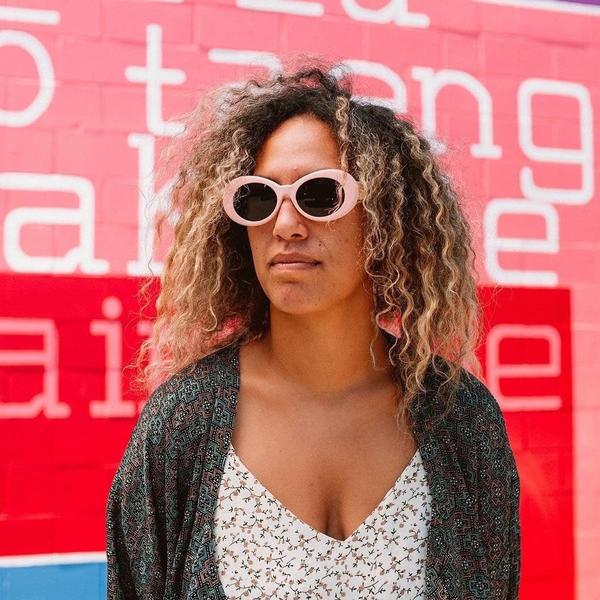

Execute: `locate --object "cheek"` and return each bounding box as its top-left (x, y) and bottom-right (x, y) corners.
top-left (246, 227), bottom-right (268, 265)
top-left (327, 217), bottom-right (365, 275)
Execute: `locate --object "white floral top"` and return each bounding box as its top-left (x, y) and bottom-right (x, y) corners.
top-left (213, 442), bottom-right (432, 598)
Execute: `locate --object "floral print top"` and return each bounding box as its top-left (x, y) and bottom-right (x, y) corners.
top-left (213, 442), bottom-right (432, 598)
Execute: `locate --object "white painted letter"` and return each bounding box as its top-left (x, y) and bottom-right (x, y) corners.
top-left (236, 0), bottom-right (323, 16)
top-left (518, 78), bottom-right (593, 204)
top-left (484, 198), bottom-right (559, 286)
top-left (126, 133), bottom-right (179, 277)
top-left (331, 60), bottom-right (407, 114)
top-left (125, 24), bottom-right (186, 137)
top-left (0, 30), bottom-right (55, 127)
top-left (2, 172), bottom-right (109, 274)
top-left (0, 318), bottom-right (68, 418)
top-left (411, 67), bottom-right (502, 158)
top-left (89, 297), bottom-right (137, 418)
top-left (487, 324), bottom-right (562, 411)
top-left (341, 0), bottom-right (429, 27)
top-left (135, 319), bottom-right (156, 412)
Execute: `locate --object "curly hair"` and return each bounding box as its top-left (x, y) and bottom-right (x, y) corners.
top-left (129, 54), bottom-right (485, 433)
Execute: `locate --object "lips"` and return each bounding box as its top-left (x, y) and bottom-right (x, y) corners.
top-left (272, 260), bottom-right (319, 265)
top-left (269, 252), bottom-right (320, 266)
top-left (270, 261), bottom-right (320, 271)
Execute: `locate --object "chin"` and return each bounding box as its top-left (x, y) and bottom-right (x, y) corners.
top-left (267, 290), bottom-right (326, 315)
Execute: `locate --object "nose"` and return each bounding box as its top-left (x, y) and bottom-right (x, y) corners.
top-left (271, 195), bottom-right (309, 240)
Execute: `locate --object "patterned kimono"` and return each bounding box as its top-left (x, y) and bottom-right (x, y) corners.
top-left (105, 342), bottom-right (521, 599)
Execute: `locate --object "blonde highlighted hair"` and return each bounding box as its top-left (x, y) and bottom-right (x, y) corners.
top-left (130, 55), bottom-right (485, 432)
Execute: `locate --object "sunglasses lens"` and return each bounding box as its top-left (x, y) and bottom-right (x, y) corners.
top-left (297, 177), bottom-right (345, 217)
top-left (233, 183), bottom-right (277, 222)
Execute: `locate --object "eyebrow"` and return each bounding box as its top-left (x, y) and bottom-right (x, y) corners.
top-left (253, 168), bottom-right (330, 184)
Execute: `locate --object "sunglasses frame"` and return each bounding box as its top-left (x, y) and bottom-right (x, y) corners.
top-left (222, 168), bottom-right (359, 226)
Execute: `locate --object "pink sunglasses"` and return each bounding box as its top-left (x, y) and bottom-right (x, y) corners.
top-left (222, 168), bottom-right (359, 226)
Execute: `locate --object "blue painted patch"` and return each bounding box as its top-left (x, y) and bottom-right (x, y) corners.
top-left (0, 561), bottom-right (107, 600)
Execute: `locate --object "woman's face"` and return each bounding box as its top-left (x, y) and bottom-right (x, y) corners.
top-left (246, 113), bottom-right (370, 316)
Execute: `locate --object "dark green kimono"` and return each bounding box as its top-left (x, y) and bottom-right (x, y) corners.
top-left (105, 342), bottom-right (521, 599)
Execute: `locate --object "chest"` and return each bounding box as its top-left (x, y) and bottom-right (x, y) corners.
top-left (177, 348), bottom-right (492, 599)
top-left (230, 376), bottom-right (418, 542)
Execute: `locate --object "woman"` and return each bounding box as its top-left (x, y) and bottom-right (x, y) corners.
top-left (106, 59), bottom-right (521, 599)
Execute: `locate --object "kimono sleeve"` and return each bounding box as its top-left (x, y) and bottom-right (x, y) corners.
top-left (105, 384), bottom-right (170, 600)
top-left (464, 371), bottom-right (522, 599)
top-left (506, 455), bottom-right (521, 599)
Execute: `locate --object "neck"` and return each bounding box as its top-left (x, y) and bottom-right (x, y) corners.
top-left (259, 299), bottom-right (394, 399)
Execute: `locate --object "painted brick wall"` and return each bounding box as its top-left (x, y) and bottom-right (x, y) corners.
top-left (1, 1), bottom-right (599, 598)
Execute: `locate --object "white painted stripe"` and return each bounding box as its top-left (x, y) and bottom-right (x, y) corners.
top-left (475, 0), bottom-right (600, 16)
top-left (0, 552), bottom-right (106, 568)
top-left (236, 0), bottom-right (324, 17)
top-left (0, 6), bottom-right (61, 24)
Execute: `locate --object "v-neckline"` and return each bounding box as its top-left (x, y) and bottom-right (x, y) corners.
top-left (197, 342), bottom-right (452, 600)
top-left (227, 442), bottom-right (421, 544)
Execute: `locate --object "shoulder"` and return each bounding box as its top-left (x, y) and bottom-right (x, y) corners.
top-left (426, 354), bottom-right (508, 431)
top-left (455, 367), bottom-right (506, 427)
top-left (424, 357), bottom-right (517, 468)
top-left (116, 343), bottom-right (239, 475)
top-left (455, 367), bottom-right (514, 456)
top-left (145, 343), bottom-right (237, 421)
top-left (450, 366), bottom-right (519, 500)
